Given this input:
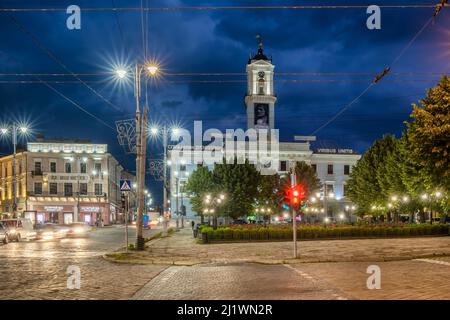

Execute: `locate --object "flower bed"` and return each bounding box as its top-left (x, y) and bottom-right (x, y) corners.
top-left (198, 224), bottom-right (449, 243)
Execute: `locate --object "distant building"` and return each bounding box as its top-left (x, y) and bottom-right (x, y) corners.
top-left (0, 140), bottom-right (125, 225)
top-left (167, 42), bottom-right (361, 222)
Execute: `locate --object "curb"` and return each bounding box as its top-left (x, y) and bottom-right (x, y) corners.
top-left (102, 251), bottom-right (450, 266)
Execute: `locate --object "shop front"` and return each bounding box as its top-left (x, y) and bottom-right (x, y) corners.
top-left (79, 204), bottom-right (110, 226)
top-left (27, 204), bottom-right (75, 225)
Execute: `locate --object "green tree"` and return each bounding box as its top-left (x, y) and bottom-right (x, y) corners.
top-left (346, 135), bottom-right (398, 219)
top-left (184, 165), bottom-right (215, 223)
top-left (406, 76), bottom-right (450, 191)
top-left (213, 159), bottom-right (260, 224)
top-left (255, 173), bottom-right (283, 222)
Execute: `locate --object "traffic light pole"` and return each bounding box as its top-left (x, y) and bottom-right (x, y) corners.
top-left (291, 171), bottom-right (297, 258)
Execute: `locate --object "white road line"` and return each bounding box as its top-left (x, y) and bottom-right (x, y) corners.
top-left (414, 258), bottom-right (450, 266)
top-left (283, 264), bottom-right (348, 300)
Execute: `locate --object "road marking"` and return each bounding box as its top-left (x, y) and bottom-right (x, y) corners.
top-left (283, 264), bottom-right (348, 300)
top-left (414, 258), bottom-right (450, 266)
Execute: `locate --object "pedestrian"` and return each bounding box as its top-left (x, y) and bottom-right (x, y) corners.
top-left (191, 220), bottom-right (195, 230)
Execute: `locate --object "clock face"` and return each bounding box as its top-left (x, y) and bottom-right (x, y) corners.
top-left (258, 71), bottom-right (265, 79)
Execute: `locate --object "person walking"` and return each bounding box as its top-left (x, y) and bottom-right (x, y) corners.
top-left (191, 220), bottom-right (195, 230)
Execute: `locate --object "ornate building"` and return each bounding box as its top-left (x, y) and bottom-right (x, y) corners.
top-left (167, 43), bottom-right (361, 222)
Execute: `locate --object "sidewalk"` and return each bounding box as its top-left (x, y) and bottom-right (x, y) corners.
top-left (104, 227), bottom-right (450, 265)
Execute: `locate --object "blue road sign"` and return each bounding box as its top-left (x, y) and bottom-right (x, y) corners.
top-left (120, 179), bottom-right (132, 192)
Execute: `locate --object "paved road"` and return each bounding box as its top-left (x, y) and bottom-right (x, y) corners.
top-left (2, 226), bottom-right (450, 300)
top-left (0, 226), bottom-right (166, 300)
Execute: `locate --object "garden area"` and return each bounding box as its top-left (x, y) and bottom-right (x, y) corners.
top-left (198, 223), bottom-right (449, 243)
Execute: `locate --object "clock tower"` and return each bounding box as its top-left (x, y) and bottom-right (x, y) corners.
top-left (244, 38), bottom-right (277, 131)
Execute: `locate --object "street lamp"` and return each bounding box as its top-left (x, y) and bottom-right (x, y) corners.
top-left (203, 192), bottom-right (226, 229)
top-left (116, 62), bottom-right (159, 251)
top-left (0, 123), bottom-right (30, 217)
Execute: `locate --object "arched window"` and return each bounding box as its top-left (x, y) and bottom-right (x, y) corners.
top-left (258, 78), bottom-right (265, 95)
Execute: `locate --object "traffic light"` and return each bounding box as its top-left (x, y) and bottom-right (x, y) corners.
top-left (121, 193), bottom-right (126, 209)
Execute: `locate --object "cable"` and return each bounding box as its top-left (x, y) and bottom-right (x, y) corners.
top-left (33, 76), bottom-right (117, 131)
top-left (309, 9), bottom-right (441, 135)
top-left (5, 12), bottom-right (123, 113)
top-left (0, 5), bottom-right (444, 12)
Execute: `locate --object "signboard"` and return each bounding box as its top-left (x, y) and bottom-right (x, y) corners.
top-left (120, 179), bottom-right (132, 192)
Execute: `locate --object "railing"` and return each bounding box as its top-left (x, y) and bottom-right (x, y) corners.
top-left (27, 191), bottom-right (108, 198)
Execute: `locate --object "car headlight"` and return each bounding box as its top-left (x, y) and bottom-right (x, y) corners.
top-left (9, 229), bottom-right (16, 234)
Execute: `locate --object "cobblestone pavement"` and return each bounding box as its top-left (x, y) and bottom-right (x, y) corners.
top-left (0, 226), bottom-right (167, 299)
top-left (132, 258), bottom-right (450, 300)
top-left (133, 263), bottom-right (350, 300)
top-left (288, 257), bottom-right (450, 300)
top-left (129, 228), bottom-right (450, 264)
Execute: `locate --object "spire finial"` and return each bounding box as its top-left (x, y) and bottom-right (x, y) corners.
top-left (256, 33), bottom-right (263, 49)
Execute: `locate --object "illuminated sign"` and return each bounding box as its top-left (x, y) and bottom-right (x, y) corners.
top-left (44, 206), bottom-right (64, 212)
top-left (81, 206), bottom-right (100, 213)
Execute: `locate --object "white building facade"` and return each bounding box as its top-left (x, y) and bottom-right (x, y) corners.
top-left (168, 44), bottom-right (361, 221)
top-left (0, 140), bottom-right (124, 225)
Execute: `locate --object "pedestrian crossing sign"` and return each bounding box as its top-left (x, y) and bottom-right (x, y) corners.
top-left (120, 179), bottom-right (132, 192)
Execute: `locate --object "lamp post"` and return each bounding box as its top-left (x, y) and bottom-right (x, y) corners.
top-left (149, 125), bottom-right (180, 236)
top-left (203, 193), bottom-right (225, 229)
top-left (0, 124), bottom-right (29, 217)
top-left (116, 63), bottom-right (158, 250)
top-left (422, 191), bottom-right (442, 225)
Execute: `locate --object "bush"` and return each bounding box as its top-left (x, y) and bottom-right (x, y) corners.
top-left (200, 223), bottom-right (449, 242)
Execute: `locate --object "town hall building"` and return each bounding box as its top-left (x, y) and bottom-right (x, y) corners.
top-left (167, 43), bottom-right (361, 222)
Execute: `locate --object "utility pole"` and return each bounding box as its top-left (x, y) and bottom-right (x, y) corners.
top-left (175, 175), bottom-right (179, 229)
top-left (162, 127), bottom-right (169, 236)
top-left (12, 124), bottom-right (17, 218)
top-left (290, 170), bottom-right (297, 259)
top-left (135, 63), bottom-right (145, 251)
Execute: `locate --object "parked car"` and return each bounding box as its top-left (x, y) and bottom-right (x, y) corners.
top-left (66, 223), bottom-right (91, 238)
top-left (1, 218), bottom-right (36, 241)
top-left (35, 223), bottom-right (66, 240)
top-left (0, 222), bottom-right (11, 244)
top-left (232, 219), bottom-right (248, 225)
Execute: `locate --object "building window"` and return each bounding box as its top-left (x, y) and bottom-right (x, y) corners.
top-left (95, 183), bottom-right (102, 196)
top-left (94, 163), bottom-right (102, 173)
top-left (327, 164), bottom-right (334, 175)
top-left (65, 162), bottom-right (72, 173)
top-left (79, 183), bottom-right (87, 195)
top-left (344, 165), bottom-right (350, 175)
top-left (34, 161), bottom-right (42, 174)
top-left (280, 161), bottom-right (287, 172)
top-left (34, 182), bottom-right (42, 195)
top-left (343, 184), bottom-right (347, 197)
top-left (311, 164), bottom-right (317, 173)
top-left (64, 183), bottom-right (73, 196)
top-left (180, 164), bottom-right (186, 172)
top-left (49, 183), bottom-right (58, 195)
top-left (50, 162), bottom-right (56, 173)
top-left (80, 162), bottom-right (87, 174)
top-left (326, 184), bottom-right (334, 195)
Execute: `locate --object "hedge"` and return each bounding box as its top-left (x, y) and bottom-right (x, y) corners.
top-left (199, 224), bottom-right (449, 243)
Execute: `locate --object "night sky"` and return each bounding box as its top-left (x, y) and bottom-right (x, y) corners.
top-left (1, 0), bottom-right (449, 204)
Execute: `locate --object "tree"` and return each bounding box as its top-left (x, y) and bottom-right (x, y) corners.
top-left (406, 76), bottom-right (450, 191)
top-left (255, 173), bottom-right (283, 222)
top-left (184, 165), bottom-right (215, 223)
top-left (346, 135), bottom-right (398, 219)
top-left (213, 159), bottom-right (260, 222)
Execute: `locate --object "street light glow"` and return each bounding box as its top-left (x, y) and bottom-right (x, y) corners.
top-left (19, 126), bottom-right (28, 133)
top-left (147, 65), bottom-right (159, 76)
top-left (116, 69), bottom-right (127, 79)
top-left (339, 213), bottom-right (345, 220)
top-left (0, 128), bottom-right (7, 134)
top-left (402, 196), bottom-right (409, 203)
top-left (421, 193), bottom-right (428, 200)
top-left (150, 127), bottom-right (158, 135)
top-left (435, 191), bottom-right (442, 198)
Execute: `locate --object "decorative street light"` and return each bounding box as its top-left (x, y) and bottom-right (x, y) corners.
top-left (149, 124), bottom-right (182, 236)
top-left (0, 123), bottom-right (30, 217)
top-left (203, 192), bottom-right (226, 229)
top-left (115, 62), bottom-right (159, 251)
